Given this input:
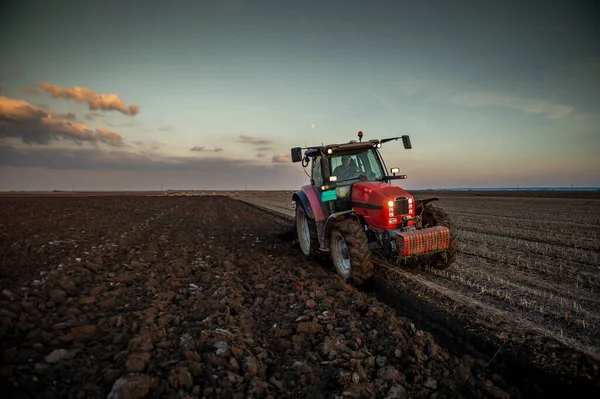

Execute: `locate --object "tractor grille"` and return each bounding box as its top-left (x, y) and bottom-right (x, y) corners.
top-left (394, 197), bottom-right (409, 215)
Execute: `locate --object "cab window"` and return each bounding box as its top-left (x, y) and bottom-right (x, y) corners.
top-left (312, 156), bottom-right (323, 187)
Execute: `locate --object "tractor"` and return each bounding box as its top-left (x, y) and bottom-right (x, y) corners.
top-left (290, 131), bottom-right (458, 284)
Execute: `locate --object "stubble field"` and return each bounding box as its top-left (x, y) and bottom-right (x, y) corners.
top-left (0, 190), bottom-right (599, 398)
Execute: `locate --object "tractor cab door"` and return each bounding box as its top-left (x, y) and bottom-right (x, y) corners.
top-left (311, 155), bottom-right (334, 217)
top-left (311, 155), bottom-right (324, 188)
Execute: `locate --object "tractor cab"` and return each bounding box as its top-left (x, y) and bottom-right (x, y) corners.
top-left (312, 148), bottom-right (387, 213)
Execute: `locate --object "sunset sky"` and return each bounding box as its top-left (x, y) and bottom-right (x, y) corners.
top-left (0, 0), bottom-right (598, 190)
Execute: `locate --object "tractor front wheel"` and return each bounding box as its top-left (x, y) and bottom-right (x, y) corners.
top-left (295, 202), bottom-right (319, 256)
top-left (330, 218), bottom-right (374, 284)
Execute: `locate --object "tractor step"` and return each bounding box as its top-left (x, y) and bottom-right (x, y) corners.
top-left (396, 226), bottom-right (450, 257)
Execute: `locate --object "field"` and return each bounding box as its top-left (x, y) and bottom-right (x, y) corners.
top-left (0, 191), bottom-right (599, 398)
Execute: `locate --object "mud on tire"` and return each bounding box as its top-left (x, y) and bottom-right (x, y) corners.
top-left (419, 204), bottom-right (458, 269)
top-left (331, 218), bottom-right (374, 284)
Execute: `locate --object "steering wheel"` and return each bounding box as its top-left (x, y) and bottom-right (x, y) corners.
top-left (341, 167), bottom-right (361, 180)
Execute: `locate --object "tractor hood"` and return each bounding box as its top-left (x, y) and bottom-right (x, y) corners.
top-left (351, 181), bottom-right (412, 205)
top-left (351, 181), bottom-right (415, 230)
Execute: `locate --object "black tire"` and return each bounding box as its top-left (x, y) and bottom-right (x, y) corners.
top-left (295, 202), bottom-right (319, 255)
top-left (330, 218), bottom-right (374, 284)
top-left (418, 203), bottom-right (458, 269)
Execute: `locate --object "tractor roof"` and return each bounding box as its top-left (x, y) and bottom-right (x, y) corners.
top-left (295, 135), bottom-right (410, 161)
top-left (305, 140), bottom-right (380, 157)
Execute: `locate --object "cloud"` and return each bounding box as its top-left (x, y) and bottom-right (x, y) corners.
top-left (158, 126), bottom-right (174, 132)
top-left (256, 153), bottom-right (266, 158)
top-left (0, 96), bottom-right (47, 122)
top-left (0, 145), bottom-right (310, 190)
top-left (37, 82), bottom-right (140, 116)
top-left (0, 143), bottom-right (271, 173)
top-left (0, 95), bottom-right (125, 146)
top-left (20, 86), bottom-right (42, 95)
top-left (238, 135), bottom-right (273, 145)
top-left (272, 153), bottom-right (291, 163)
top-left (256, 146), bottom-right (274, 151)
top-left (133, 140), bottom-right (167, 153)
top-left (447, 91), bottom-right (574, 119)
top-left (96, 127), bottom-right (125, 147)
top-left (84, 112), bottom-right (107, 120)
top-left (395, 78), bottom-right (575, 119)
top-left (191, 146), bottom-right (224, 152)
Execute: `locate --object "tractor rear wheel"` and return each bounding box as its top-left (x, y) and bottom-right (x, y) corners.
top-left (295, 203), bottom-right (319, 256)
top-left (330, 218), bottom-right (374, 284)
top-left (419, 204), bottom-right (458, 269)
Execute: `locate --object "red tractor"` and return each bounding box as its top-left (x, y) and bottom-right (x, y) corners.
top-left (290, 131), bottom-right (458, 284)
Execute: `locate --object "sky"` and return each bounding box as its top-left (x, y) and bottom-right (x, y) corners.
top-left (0, 0), bottom-right (598, 190)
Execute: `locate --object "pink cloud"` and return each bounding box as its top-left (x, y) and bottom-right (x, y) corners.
top-left (96, 127), bottom-right (124, 146)
top-left (272, 153), bottom-right (291, 163)
top-left (37, 82), bottom-right (140, 116)
top-left (0, 95), bottom-right (125, 146)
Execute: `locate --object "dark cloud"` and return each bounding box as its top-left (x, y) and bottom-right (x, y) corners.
top-left (256, 146), bottom-right (274, 151)
top-left (272, 153), bottom-right (291, 163)
top-left (37, 82), bottom-right (140, 116)
top-left (0, 95), bottom-right (125, 146)
top-left (238, 135), bottom-right (273, 145)
top-left (0, 154), bottom-right (306, 191)
top-left (0, 144), bottom-right (280, 174)
top-left (191, 146), bottom-right (224, 152)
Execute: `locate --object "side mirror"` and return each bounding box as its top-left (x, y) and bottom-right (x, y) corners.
top-left (291, 147), bottom-right (302, 162)
top-left (402, 135), bottom-right (412, 149)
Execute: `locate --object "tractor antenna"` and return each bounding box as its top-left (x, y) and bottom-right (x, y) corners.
top-left (358, 131), bottom-right (363, 142)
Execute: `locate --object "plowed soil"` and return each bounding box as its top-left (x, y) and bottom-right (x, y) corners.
top-left (236, 190), bottom-right (600, 398)
top-left (1, 195), bottom-right (520, 399)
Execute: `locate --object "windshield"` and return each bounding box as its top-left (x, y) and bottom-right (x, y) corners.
top-left (330, 149), bottom-right (384, 183)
